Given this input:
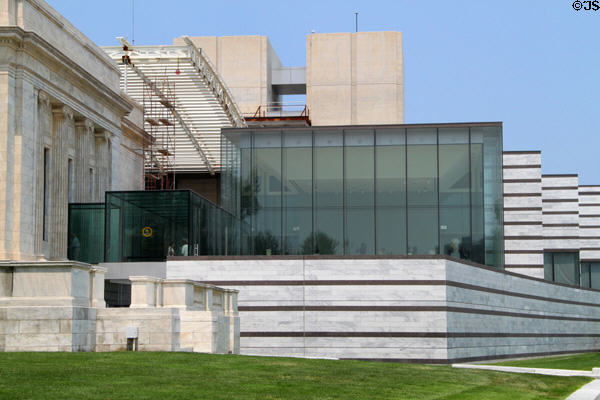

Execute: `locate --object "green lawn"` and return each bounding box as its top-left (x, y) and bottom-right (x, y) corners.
top-left (0, 353), bottom-right (590, 399)
top-left (492, 352), bottom-right (600, 371)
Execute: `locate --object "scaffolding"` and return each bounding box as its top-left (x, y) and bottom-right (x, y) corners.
top-left (142, 76), bottom-right (176, 190)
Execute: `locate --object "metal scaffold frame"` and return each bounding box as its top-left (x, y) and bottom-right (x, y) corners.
top-left (142, 75), bottom-right (176, 190)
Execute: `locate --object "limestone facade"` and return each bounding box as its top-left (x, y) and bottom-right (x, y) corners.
top-left (0, 0), bottom-right (146, 261)
top-left (306, 31), bottom-right (404, 126)
top-left (175, 31), bottom-right (405, 126)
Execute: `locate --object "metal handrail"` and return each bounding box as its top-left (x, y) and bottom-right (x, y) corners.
top-left (181, 36), bottom-right (247, 129)
top-left (246, 104), bottom-right (309, 119)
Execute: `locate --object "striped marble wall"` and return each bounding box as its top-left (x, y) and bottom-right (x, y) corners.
top-left (503, 151), bottom-right (600, 282)
top-left (579, 185), bottom-right (600, 263)
top-left (502, 151), bottom-right (543, 278)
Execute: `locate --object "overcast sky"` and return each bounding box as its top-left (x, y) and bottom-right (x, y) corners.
top-left (47, 0), bottom-right (600, 183)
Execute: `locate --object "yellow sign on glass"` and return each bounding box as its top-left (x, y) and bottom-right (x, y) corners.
top-left (142, 226), bottom-right (153, 238)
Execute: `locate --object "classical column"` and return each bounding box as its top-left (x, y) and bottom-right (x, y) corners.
top-left (50, 105), bottom-right (74, 259)
top-left (75, 119), bottom-right (94, 202)
top-left (34, 90), bottom-right (51, 257)
top-left (94, 130), bottom-right (109, 202)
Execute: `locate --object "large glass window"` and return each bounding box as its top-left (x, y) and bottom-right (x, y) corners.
top-left (220, 124), bottom-right (504, 266)
top-left (375, 128), bottom-right (407, 255)
top-left (314, 130), bottom-right (343, 255)
top-left (407, 128), bottom-right (438, 255)
top-left (283, 130), bottom-right (313, 254)
top-left (439, 128), bottom-right (471, 260)
top-left (580, 262), bottom-right (600, 289)
top-left (544, 252), bottom-right (580, 286)
top-left (345, 129), bottom-right (375, 255)
top-left (253, 131), bottom-right (282, 255)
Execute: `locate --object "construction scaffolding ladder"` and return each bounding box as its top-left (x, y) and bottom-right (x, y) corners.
top-left (142, 76), bottom-right (176, 190)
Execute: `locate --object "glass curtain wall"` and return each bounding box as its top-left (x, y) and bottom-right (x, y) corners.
top-left (68, 203), bottom-right (105, 263)
top-left (104, 190), bottom-right (238, 262)
top-left (221, 124), bottom-right (503, 267)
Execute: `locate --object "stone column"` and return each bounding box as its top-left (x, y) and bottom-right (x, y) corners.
top-left (74, 119), bottom-right (94, 202)
top-left (50, 105), bottom-right (74, 259)
top-left (94, 130), bottom-right (109, 202)
top-left (34, 90), bottom-right (51, 257)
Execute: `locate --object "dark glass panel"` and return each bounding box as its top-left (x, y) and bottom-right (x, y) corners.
top-left (439, 128), bottom-right (470, 260)
top-left (406, 128), bottom-right (438, 255)
top-left (282, 138), bottom-right (312, 254)
top-left (581, 262), bottom-right (591, 288)
top-left (314, 144), bottom-right (343, 255)
top-left (253, 145), bottom-right (282, 255)
top-left (470, 141), bottom-right (485, 264)
top-left (591, 263), bottom-right (600, 289)
top-left (552, 252), bottom-right (578, 286)
top-left (68, 203), bottom-right (104, 263)
top-left (345, 142), bottom-right (374, 254)
top-left (375, 130), bottom-right (407, 254)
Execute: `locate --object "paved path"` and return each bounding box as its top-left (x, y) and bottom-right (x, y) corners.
top-left (452, 364), bottom-right (600, 399)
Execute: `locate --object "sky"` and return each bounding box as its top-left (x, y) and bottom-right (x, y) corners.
top-left (46, 0), bottom-right (600, 184)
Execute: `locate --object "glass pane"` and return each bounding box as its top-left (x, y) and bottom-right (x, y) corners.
top-left (315, 147), bottom-right (343, 208)
top-left (581, 263), bottom-right (591, 288)
top-left (284, 208), bottom-right (313, 255)
top-left (314, 208), bottom-right (343, 255)
top-left (68, 203), bottom-right (104, 263)
top-left (240, 148), bottom-right (253, 254)
top-left (470, 142), bottom-right (485, 264)
top-left (283, 145), bottom-right (312, 254)
top-left (375, 143), bottom-right (407, 255)
top-left (407, 128), bottom-right (438, 255)
top-left (544, 252), bottom-right (553, 281)
top-left (553, 253), bottom-right (578, 286)
top-left (439, 140), bottom-right (470, 260)
top-left (591, 263), bottom-right (600, 289)
top-left (253, 146), bottom-right (282, 255)
top-left (479, 126), bottom-right (504, 268)
top-left (315, 146), bottom-right (343, 255)
top-left (345, 145), bottom-right (374, 254)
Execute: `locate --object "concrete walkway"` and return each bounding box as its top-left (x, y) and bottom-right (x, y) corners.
top-left (452, 364), bottom-right (600, 399)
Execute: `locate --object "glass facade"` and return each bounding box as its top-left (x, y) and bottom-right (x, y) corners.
top-left (68, 203), bottom-right (105, 264)
top-left (104, 190), bottom-right (239, 262)
top-left (221, 123), bottom-right (504, 268)
top-left (68, 190), bottom-right (238, 263)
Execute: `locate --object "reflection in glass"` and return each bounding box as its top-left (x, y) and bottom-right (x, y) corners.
top-left (407, 129), bottom-right (438, 255)
top-left (375, 129), bottom-right (406, 255)
top-left (439, 128), bottom-right (470, 260)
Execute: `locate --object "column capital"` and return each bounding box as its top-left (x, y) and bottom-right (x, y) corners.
top-left (37, 89), bottom-right (50, 109)
top-left (75, 118), bottom-right (95, 134)
top-left (52, 105), bottom-right (74, 121)
top-left (94, 129), bottom-right (110, 141)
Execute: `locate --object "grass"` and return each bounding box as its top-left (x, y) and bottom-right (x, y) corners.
top-left (492, 352), bottom-right (600, 371)
top-left (0, 352), bottom-right (591, 399)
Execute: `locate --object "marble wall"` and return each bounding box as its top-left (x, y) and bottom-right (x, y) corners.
top-left (166, 256), bottom-right (600, 363)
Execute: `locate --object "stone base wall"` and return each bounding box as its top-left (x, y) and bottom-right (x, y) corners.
top-left (0, 306), bottom-right (96, 352)
top-left (167, 255), bottom-right (600, 363)
top-left (0, 262), bottom-right (239, 354)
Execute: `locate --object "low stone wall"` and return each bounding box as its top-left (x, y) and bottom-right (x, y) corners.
top-left (0, 261), bottom-right (105, 351)
top-left (0, 262), bottom-right (239, 353)
top-left (96, 277), bottom-right (239, 353)
top-left (167, 255), bottom-right (600, 363)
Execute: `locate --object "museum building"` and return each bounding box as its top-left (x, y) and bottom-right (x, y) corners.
top-left (2, 0), bottom-right (600, 361)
